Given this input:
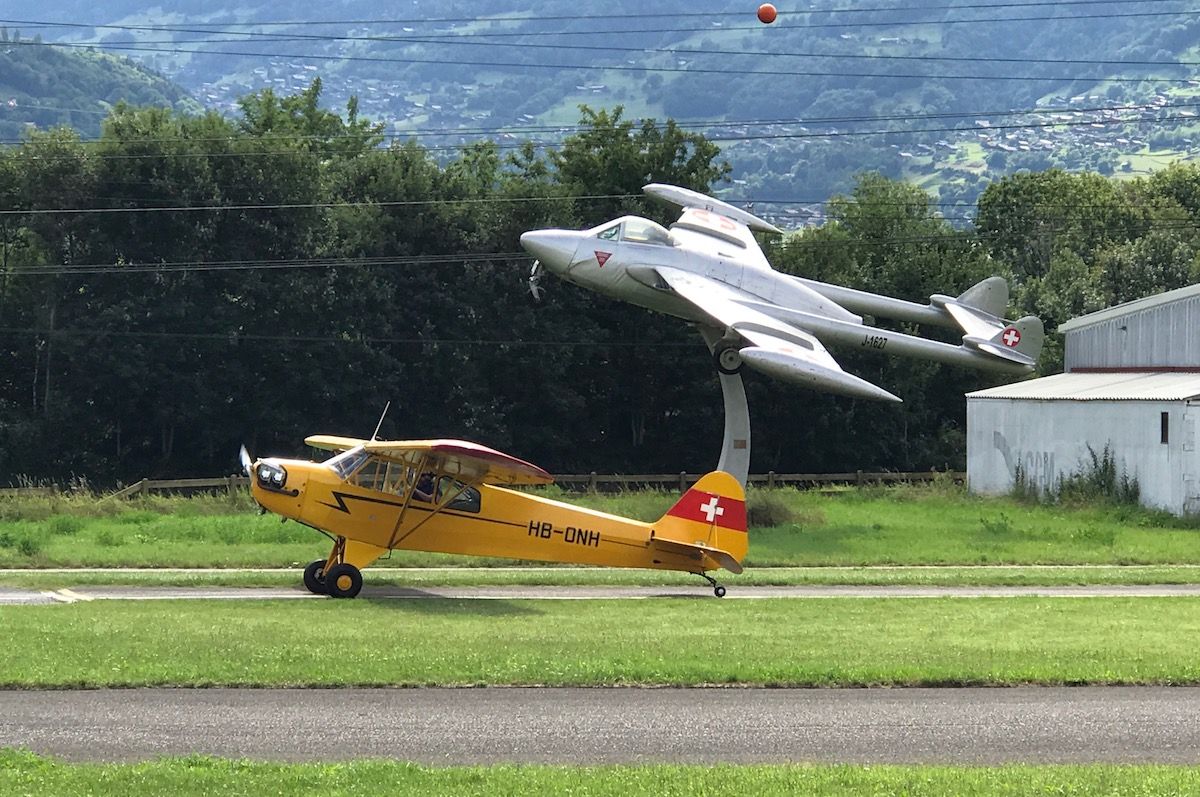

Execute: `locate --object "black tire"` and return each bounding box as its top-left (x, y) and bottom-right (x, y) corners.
top-left (302, 560), bottom-right (327, 595)
top-left (325, 563), bottom-right (363, 599)
top-left (714, 585), bottom-right (727, 598)
top-left (714, 345), bottom-right (744, 375)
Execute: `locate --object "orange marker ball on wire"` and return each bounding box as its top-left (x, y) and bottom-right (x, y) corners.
top-left (757, 3), bottom-right (777, 24)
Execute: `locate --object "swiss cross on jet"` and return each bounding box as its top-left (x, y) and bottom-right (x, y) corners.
top-left (594, 251), bottom-right (612, 267)
top-left (699, 496), bottom-right (725, 523)
top-left (1001, 327), bottom-right (1021, 348)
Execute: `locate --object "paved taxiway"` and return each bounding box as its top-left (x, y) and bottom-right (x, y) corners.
top-left (6, 583), bottom-right (1200, 603)
top-left (3, 687), bottom-right (1198, 764)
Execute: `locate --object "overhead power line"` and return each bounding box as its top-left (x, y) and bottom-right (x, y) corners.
top-left (0, 325), bottom-right (703, 348)
top-left (12, 13), bottom-right (1200, 72)
top-left (11, 36), bottom-right (1200, 85)
top-left (5, 2), bottom-right (1180, 29)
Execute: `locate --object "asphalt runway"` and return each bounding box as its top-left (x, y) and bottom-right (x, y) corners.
top-left (3, 686), bottom-right (1198, 764)
top-left (6, 583), bottom-right (1200, 604)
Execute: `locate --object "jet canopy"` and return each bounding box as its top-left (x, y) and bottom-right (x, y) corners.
top-left (591, 216), bottom-right (676, 247)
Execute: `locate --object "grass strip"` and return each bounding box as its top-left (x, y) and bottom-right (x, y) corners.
top-left (1, 597), bottom-right (1198, 687)
top-left (2, 484), bottom-right (1199, 569)
top-left (2, 752), bottom-right (1198, 796)
top-left (6, 564), bottom-right (1200, 590)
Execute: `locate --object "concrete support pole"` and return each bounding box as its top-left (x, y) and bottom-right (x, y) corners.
top-left (699, 326), bottom-right (751, 487)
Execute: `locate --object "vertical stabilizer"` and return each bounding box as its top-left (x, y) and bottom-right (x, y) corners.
top-left (955, 276), bottom-right (1009, 319)
top-left (651, 471), bottom-right (748, 572)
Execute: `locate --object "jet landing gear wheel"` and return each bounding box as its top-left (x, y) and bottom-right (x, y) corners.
top-left (325, 563), bottom-right (363, 599)
top-left (302, 560), bottom-right (327, 595)
top-left (698, 572), bottom-right (727, 598)
top-left (713, 344), bottom-right (744, 375)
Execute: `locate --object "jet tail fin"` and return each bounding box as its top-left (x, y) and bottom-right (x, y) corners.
top-left (955, 276), bottom-right (1009, 319)
top-left (650, 471), bottom-right (747, 574)
top-left (964, 315), bottom-right (1045, 367)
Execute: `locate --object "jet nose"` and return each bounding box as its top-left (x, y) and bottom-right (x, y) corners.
top-left (519, 229), bottom-right (581, 274)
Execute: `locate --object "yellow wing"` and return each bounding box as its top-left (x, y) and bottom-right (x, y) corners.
top-left (304, 435), bottom-right (553, 486)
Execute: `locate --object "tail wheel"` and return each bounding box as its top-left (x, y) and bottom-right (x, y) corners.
top-left (325, 563), bottom-right (363, 599)
top-left (714, 344), bottom-right (744, 375)
top-left (302, 560), bottom-right (327, 595)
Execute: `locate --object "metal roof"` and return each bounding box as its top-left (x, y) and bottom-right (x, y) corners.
top-left (967, 371), bottom-right (1200, 401)
top-left (1057, 283), bottom-right (1200, 333)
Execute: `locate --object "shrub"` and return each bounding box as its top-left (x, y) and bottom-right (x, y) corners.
top-left (46, 516), bottom-right (83, 536)
top-left (16, 534), bottom-right (43, 557)
top-left (746, 489), bottom-right (799, 527)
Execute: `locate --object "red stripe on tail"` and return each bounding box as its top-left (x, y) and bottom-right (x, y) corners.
top-left (666, 489), bottom-right (747, 532)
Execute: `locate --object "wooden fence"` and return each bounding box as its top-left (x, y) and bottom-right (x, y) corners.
top-left (0, 471), bottom-right (964, 499)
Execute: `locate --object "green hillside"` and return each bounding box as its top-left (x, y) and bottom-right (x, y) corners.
top-left (0, 30), bottom-right (199, 140)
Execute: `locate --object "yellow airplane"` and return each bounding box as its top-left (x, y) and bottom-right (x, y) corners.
top-left (242, 436), bottom-right (748, 598)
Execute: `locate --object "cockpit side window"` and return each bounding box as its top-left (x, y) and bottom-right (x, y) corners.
top-left (438, 476), bottom-right (481, 513)
top-left (342, 455), bottom-right (411, 495)
top-left (595, 224), bottom-right (620, 241)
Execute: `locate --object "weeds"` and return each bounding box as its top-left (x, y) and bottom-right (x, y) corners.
top-left (1010, 445), bottom-right (1141, 508)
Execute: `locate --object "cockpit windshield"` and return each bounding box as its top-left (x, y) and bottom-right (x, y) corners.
top-left (327, 446), bottom-right (370, 479)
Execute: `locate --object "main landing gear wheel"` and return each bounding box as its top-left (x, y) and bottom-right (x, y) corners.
top-left (302, 560), bottom-right (327, 595)
top-left (714, 344), bottom-right (744, 375)
top-left (325, 563), bottom-right (363, 599)
top-left (714, 585), bottom-right (727, 598)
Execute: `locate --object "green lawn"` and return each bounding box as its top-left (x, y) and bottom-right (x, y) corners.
top-left (2, 597), bottom-right (1198, 687)
top-left (1, 753), bottom-right (1197, 796)
top-left (5, 564), bottom-right (1200, 590)
top-left (1, 485), bottom-right (1197, 569)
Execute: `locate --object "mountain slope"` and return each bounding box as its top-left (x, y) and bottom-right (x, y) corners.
top-left (0, 33), bottom-right (199, 140)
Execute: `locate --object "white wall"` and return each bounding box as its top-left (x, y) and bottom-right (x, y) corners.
top-left (967, 399), bottom-right (1200, 514)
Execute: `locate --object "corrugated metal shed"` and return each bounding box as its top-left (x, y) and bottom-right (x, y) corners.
top-left (969, 372), bottom-right (1200, 401)
top-left (968, 285), bottom-right (1200, 514)
top-left (1058, 283), bottom-right (1200, 371)
top-left (1058, 283), bottom-right (1200, 332)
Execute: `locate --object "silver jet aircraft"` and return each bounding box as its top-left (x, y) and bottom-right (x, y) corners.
top-left (520, 184), bottom-right (1043, 402)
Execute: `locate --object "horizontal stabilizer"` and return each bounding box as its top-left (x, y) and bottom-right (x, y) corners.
top-left (931, 276), bottom-right (1013, 338)
top-left (650, 537), bottom-right (745, 575)
top-left (740, 347), bottom-right (902, 403)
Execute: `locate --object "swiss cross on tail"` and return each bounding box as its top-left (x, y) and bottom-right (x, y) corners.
top-left (594, 251), bottom-right (612, 267)
top-left (1001, 327), bottom-right (1021, 348)
top-left (666, 488), bottom-right (747, 531)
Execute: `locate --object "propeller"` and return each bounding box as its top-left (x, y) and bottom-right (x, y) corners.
top-left (238, 445), bottom-right (253, 477)
top-left (528, 260), bottom-right (544, 301)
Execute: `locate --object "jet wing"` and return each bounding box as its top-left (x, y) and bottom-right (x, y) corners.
top-left (305, 435), bottom-right (554, 486)
top-left (655, 267), bottom-right (901, 403)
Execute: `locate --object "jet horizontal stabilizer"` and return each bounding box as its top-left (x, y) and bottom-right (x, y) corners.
top-left (739, 347), bottom-right (902, 403)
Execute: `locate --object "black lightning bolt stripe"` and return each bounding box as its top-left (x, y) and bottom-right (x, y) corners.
top-left (317, 490), bottom-right (528, 530)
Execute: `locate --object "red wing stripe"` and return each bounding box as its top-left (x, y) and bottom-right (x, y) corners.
top-left (666, 490), bottom-right (747, 531)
